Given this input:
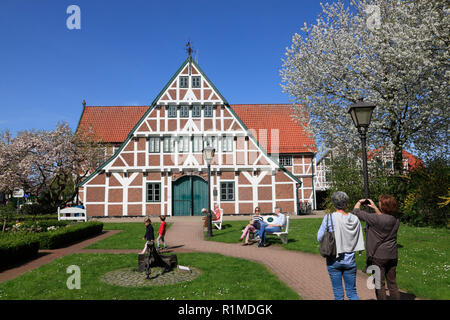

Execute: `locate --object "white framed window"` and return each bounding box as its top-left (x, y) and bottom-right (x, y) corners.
top-left (146, 183), bottom-right (161, 202)
top-left (180, 105), bottom-right (189, 118)
top-left (220, 182), bottom-right (235, 201)
top-left (192, 76), bottom-right (201, 88)
top-left (178, 136), bottom-right (189, 153)
top-left (279, 155), bottom-right (293, 166)
top-left (192, 105), bottom-right (201, 118)
top-left (179, 76), bottom-right (188, 88)
top-left (204, 136), bottom-right (217, 150)
top-left (148, 137), bottom-right (160, 153)
top-left (168, 105), bottom-right (177, 118)
top-left (192, 136), bottom-right (203, 153)
top-left (163, 136), bottom-right (175, 153)
top-left (222, 136), bottom-right (233, 152)
top-left (204, 105), bottom-right (213, 117)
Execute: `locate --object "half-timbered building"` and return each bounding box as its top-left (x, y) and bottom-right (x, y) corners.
top-left (77, 56), bottom-right (317, 217)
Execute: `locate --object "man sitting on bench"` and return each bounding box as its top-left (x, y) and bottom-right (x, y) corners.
top-left (256, 207), bottom-right (286, 248)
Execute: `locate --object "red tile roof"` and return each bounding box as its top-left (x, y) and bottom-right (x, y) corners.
top-left (232, 104), bottom-right (317, 153)
top-left (77, 106), bottom-right (149, 143)
top-left (77, 104), bottom-right (317, 154)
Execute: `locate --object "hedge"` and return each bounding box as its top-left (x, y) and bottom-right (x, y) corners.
top-left (0, 233), bottom-right (40, 269)
top-left (37, 221), bottom-right (104, 249)
top-left (0, 214), bottom-right (58, 222)
top-left (4, 220), bottom-right (70, 232)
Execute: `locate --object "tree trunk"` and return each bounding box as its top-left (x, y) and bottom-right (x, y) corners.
top-left (393, 144), bottom-right (404, 174)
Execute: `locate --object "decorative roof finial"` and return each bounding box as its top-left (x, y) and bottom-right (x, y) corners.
top-left (82, 99), bottom-right (86, 107)
top-left (186, 41), bottom-right (193, 57)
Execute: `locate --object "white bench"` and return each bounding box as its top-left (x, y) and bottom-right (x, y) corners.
top-left (213, 209), bottom-right (223, 230)
top-left (57, 207), bottom-right (87, 222)
top-left (261, 215), bottom-right (290, 244)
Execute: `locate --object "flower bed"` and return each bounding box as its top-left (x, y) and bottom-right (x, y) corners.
top-left (0, 233), bottom-right (40, 269)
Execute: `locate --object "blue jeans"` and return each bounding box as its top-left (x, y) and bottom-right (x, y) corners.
top-left (257, 224), bottom-right (281, 246)
top-left (326, 259), bottom-right (359, 300)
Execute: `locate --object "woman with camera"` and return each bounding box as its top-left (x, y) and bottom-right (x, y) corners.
top-left (317, 191), bottom-right (365, 300)
top-left (353, 195), bottom-right (401, 300)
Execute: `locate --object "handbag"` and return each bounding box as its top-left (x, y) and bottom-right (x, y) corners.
top-left (319, 214), bottom-right (337, 258)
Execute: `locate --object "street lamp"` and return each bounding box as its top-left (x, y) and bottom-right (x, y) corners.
top-left (348, 99), bottom-right (376, 201)
top-left (203, 145), bottom-right (215, 238)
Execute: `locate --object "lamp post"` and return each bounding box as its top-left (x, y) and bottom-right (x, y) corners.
top-left (348, 99), bottom-right (376, 201)
top-left (203, 145), bottom-right (215, 238)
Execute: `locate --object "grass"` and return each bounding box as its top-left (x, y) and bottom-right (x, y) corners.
top-left (207, 218), bottom-right (450, 300)
top-left (84, 223), bottom-right (169, 250)
top-left (0, 252), bottom-right (300, 300)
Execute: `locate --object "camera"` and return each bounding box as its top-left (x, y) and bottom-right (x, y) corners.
top-left (360, 199), bottom-right (370, 206)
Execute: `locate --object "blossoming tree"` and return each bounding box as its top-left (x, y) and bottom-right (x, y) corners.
top-left (281, 0), bottom-right (449, 173)
top-left (0, 122), bottom-right (106, 209)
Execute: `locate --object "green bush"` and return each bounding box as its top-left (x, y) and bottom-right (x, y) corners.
top-left (400, 157), bottom-right (449, 227)
top-left (4, 220), bottom-right (70, 233)
top-left (326, 154), bottom-right (449, 227)
top-left (0, 233), bottom-right (40, 269)
top-left (38, 221), bottom-right (103, 249)
top-left (19, 203), bottom-right (56, 216)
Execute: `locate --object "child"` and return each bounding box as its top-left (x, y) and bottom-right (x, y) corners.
top-left (140, 217), bottom-right (155, 254)
top-left (156, 215), bottom-right (167, 252)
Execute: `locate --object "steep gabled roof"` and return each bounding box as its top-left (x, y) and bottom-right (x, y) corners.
top-left (77, 104), bottom-right (317, 153)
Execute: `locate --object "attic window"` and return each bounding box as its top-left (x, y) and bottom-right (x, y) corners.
top-left (180, 76), bottom-right (189, 88)
top-left (192, 76), bottom-right (201, 88)
top-left (279, 155), bottom-right (293, 166)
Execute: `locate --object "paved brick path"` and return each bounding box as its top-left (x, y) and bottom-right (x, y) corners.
top-left (1, 215), bottom-right (418, 300)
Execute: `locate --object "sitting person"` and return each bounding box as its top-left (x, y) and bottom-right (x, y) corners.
top-left (74, 201), bottom-right (85, 209)
top-left (256, 207), bottom-right (286, 247)
top-left (213, 204), bottom-right (221, 222)
top-left (239, 207), bottom-right (264, 246)
top-left (202, 204), bottom-right (221, 228)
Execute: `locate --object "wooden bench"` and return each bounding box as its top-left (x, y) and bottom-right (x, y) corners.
top-left (57, 207), bottom-right (87, 222)
top-left (246, 214), bottom-right (290, 244)
top-left (265, 215), bottom-right (289, 244)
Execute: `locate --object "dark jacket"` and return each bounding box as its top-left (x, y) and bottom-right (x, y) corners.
top-left (144, 224), bottom-right (155, 242)
top-left (353, 208), bottom-right (399, 260)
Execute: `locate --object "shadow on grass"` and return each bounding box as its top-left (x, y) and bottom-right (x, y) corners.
top-left (0, 251), bottom-right (51, 272)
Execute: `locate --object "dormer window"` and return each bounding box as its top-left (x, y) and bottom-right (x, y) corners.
top-left (192, 76), bottom-right (201, 88)
top-left (180, 76), bottom-right (189, 88)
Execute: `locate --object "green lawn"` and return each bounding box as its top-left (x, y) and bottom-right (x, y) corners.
top-left (208, 218), bottom-right (450, 300)
top-left (0, 253), bottom-right (300, 300)
top-left (84, 223), bottom-right (169, 250)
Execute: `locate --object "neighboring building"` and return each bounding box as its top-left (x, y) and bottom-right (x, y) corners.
top-left (77, 56), bottom-right (317, 217)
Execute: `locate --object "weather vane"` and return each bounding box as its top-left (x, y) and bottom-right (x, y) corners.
top-left (186, 41), bottom-right (194, 56)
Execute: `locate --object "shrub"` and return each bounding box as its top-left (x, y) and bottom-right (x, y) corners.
top-left (38, 221), bottom-right (103, 249)
top-left (0, 233), bottom-right (40, 269)
top-left (19, 203), bottom-right (56, 216)
top-left (399, 157), bottom-right (449, 227)
top-left (3, 220), bottom-right (70, 233)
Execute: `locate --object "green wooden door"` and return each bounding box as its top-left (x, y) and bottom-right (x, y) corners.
top-left (172, 176), bottom-right (208, 216)
top-left (192, 176), bottom-right (208, 216)
top-left (173, 176), bottom-right (192, 216)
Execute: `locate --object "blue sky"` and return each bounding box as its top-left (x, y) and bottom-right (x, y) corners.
top-left (0, 0), bottom-right (327, 135)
